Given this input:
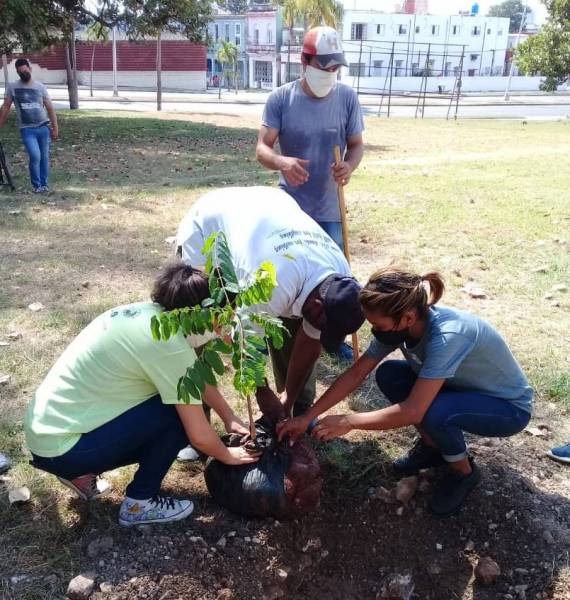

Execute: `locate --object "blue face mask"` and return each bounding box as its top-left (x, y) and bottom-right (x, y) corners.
top-left (372, 326), bottom-right (411, 346)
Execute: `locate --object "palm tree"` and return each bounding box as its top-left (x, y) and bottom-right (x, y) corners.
top-left (298, 0), bottom-right (343, 29)
top-left (216, 39), bottom-right (238, 98)
top-left (274, 0), bottom-right (343, 83)
top-left (280, 0), bottom-right (302, 83)
top-left (85, 22), bottom-right (109, 98)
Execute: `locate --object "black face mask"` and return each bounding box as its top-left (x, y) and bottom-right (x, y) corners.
top-left (372, 327), bottom-right (411, 346)
top-left (18, 71), bottom-right (31, 83)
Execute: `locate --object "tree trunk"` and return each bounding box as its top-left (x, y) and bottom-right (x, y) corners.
top-left (90, 45), bottom-right (96, 97)
top-left (2, 54), bottom-right (9, 92)
top-left (218, 64), bottom-right (222, 99)
top-left (156, 31), bottom-right (162, 111)
top-left (65, 30), bottom-right (79, 110)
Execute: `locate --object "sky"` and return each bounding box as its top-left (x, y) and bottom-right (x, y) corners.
top-left (341, 0), bottom-right (547, 25)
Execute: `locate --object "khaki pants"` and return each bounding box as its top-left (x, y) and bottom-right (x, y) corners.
top-left (268, 317), bottom-right (316, 416)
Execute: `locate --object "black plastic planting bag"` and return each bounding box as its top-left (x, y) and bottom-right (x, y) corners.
top-left (204, 420), bottom-right (323, 519)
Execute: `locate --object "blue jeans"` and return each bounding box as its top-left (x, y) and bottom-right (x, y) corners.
top-left (31, 396), bottom-right (188, 499)
top-left (375, 360), bottom-right (531, 462)
top-left (317, 221), bottom-right (344, 253)
top-left (21, 124), bottom-right (50, 189)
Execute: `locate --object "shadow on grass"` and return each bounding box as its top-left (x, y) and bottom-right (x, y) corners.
top-left (0, 111), bottom-right (270, 206)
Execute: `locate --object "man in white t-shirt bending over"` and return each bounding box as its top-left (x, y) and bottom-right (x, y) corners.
top-left (177, 186), bottom-right (364, 419)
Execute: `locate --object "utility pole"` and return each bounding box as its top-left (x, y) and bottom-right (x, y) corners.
top-left (504, 1), bottom-right (528, 101)
top-left (112, 26), bottom-right (118, 97)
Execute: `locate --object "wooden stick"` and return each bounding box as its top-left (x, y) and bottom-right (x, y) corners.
top-left (334, 145), bottom-right (360, 362)
top-left (246, 395), bottom-right (256, 442)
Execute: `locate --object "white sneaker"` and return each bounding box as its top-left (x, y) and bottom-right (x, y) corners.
top-left (118, 495), bottom-right (194, 526)
top-left (176, 445), bottom-right (200, 462)
top-left (57, 473), bottom-right (111, 500)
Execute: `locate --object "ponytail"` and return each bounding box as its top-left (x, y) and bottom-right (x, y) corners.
top-left (360, 267), bottom-right (445, 321)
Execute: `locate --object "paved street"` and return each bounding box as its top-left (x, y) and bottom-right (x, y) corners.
top-left (3, 85), bottom-right (570, 120)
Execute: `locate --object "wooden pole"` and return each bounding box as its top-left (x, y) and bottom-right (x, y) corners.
top-left (334, 145), bottom-right (360, 362)
top-left (246, 395), bottom-right (256, 442)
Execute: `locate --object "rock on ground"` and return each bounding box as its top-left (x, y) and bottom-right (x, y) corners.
top-left (474, 556), bottom-right (501, 585)
top-left (66, 573), bottom-right (96, 600)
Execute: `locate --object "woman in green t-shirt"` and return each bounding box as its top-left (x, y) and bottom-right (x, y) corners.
top-left (26, 262), bottom-right (258, 526)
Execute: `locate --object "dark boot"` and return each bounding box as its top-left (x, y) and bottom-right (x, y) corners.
top-left (393, 438), bottom-right (446, 476)
top-left (429, 458), bottom-right (481, 517)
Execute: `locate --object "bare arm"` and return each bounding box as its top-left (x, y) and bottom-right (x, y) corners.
top-left (331, 133), bottom-right (364, 186)
top-left (175, 403), bottom-right (259, 465)
top-left (312, 377), bottom-right (445, 441)
top-left (0, 96), bottom-right (13, 128)
top-left (277, 353), bottom-right (380, 442)
top-left (44, 97), bottom-right (58, 140)
top-left (256, 125), bottom-right (309, 187)
top-left (202, 384), bottom-right (248, 435)
top-left (282, 326), bottom-right (322, 415)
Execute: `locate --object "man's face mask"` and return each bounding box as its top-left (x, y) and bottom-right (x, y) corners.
top-left (186, 330), bottom-right (217, 349)
top-left (304, 65), bottom-right (337, 98)
top-left (18, 70), bottom-right (31, 83)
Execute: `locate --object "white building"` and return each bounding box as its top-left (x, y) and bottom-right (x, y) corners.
top-left (246, 2), bottom-right (282, 89)
top-left (342, 10), bottom-right (511, 90)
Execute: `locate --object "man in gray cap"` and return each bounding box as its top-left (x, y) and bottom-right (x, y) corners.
top-left (176, 186), bottom-right (364, 419)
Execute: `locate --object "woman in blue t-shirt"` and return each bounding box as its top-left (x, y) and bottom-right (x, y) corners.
top-left (278, 267), bottom-right (533, 516)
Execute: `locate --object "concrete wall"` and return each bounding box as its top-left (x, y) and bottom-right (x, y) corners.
top-left (77, 70), bottom-right (206, 91)
top-left (342, 74), bottom-right (561, 93)
top-left (1, 60), bottom-right (66, 85)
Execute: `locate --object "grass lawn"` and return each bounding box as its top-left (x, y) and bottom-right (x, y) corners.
top-left (0, 110), bottom-right (569, 599)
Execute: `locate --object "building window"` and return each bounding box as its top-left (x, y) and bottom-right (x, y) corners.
top-left (452, 25), bottom-right (460, 35)
top-left (254, 28), bottom-right (259, 45)
top-left (412, 61), bottom-right (420, 76)
top-left (468, 68), bottom-right (476, 76)
top-left (377, 24), bottom-right (385, 36)
top-left (487, 28), bottom-right (492, 34)
top-left (398, 24), bottom-right (408, 35)
top-left (454, 65), bottom-right (460, 76)
top-left (214, 24), bottom-right (219, 42)
top-left (395, 59), bottom-right (404, 75)
top-left (431, 25), bottom-right (440, 36)
top-left (472, 26), bottom-right (481, 35)
top-left (444, 61), bottom-right (452, 76)
top-left (267, 25), bottom-right (272, 44)
top-left (497, 29), bottom-right (503, 35)
top-left (415, 25), bottom-right (420, 33)
top-left (235, 23), bottom-right (241, 46)
top-left (349, 62), bottom-right (366, 77)
top-left (225, 23), bottom-right (230, 41)
top-left (373, 60), bottom-right (384, 75)
top-left (254, 60), bottom-right (272, 84)
top-left (470, 53), bottom-right (479, 61)
top-left (351, 23), bottom-right (366, 40)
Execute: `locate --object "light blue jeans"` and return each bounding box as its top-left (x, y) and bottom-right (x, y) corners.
top-left (21, 124), bottom-right (50, 189)
top-left (317, 220), bottom-right (344, 253)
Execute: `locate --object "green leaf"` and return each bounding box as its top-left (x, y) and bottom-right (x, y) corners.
top-left (159, 313), bottom-right (171, 339)
top-left (210, 338), bottom-right (232, 354)
top-left (204, 350), bottom-right (225, 376)
top-left (151, 316), bottom-right (161, 340)
top-left (195, 359), bottom-right (217, 386)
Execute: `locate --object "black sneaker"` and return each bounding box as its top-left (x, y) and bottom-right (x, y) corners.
top-left (393, 438), bottom-right (445, 476)
top-left (429, 458), bottom-right (481, 517)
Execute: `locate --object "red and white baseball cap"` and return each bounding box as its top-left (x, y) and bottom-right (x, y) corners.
top-left (302, 26), bottom-right (347, 69)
